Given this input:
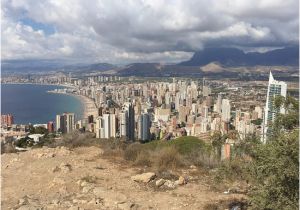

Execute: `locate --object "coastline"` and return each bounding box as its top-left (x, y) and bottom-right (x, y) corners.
top-left (3, 82), bottom-right (98, 121)
top-left (2, 82), bottom-right (74, 89)
top-left (48, 91), bottom-right (98, 120)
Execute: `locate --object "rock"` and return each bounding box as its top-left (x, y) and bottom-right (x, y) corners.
top-left (82, 185), bottom-right (94, 193)
top-left (190, 165), bottom-right (197, 169)
top-left (52, 177), bottom-right (65, 185)
top-left (117, 202), bottom-right (136, 210)
top-left (155, 179), bottom-right (166, 187)
top-left (115, 193), bottom-right (127, 204)
top-left (164, 180), bottom-right (176, 189)
top-left (80, 181), bottom-right (89, 187)
top-left (228, 187), bottom-right (240, 194)
top-left (59, 186), bottom-right (68, 194)
top-left (51, 166), bottom-right (60, 173)
top-left (131, 172), bottom-right (156, 183)
top-left (67, 206), bottom-right (84, 210)
top-left (16, 205), bottom-right (38, 210)
top-left (60, 163), bottom-right (72, 173)
top-left (93, 187), bottom-right (106, 196)
top-left (89, 198), bottom-right (103, 205)
top-left (46, 153), bottom-right (55, 158)
top-left (18, 198), bottom-right (26, 205)
top-left (51, 199), bottom-right (60, 205)
top-left (174, 176), bottom-right (186, 186)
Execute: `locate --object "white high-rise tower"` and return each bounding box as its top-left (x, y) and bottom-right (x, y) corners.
top-left (262, 72), bottom-right (287, 143)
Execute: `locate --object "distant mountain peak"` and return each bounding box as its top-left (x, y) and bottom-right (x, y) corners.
top-left (179, 46), bottom-right (299, 67)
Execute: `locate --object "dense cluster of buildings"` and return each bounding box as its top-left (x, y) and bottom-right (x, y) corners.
top-left (1, 72), bottom-right (289, 151)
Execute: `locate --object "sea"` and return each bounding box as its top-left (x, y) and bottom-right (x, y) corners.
top-left (1, 84), bottom-right (84, 124)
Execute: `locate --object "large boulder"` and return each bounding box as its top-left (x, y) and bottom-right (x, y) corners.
top-left (155, 179), bottom-right (166, 187)
top-left (164, 180), bottom-right (176, 189)
top-left (175, 176), bottom-right (186, 186)
top-left (131, 172), bottom-right (156, 183)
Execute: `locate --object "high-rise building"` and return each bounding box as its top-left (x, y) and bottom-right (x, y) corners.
top-left (262, 72), bottom-right (287, 143)
top-left (47, 121), bottom-right (54, 133)
top-left (56, 114), bottom-right (65, 133)
top-left (203, 86), bottom-right (211, 97)
top-left (95, 114), bottom-right (116, 139)
top-left (138, 113), bottom-right (151, 141)
top-left (127, 103), bottom-right (135, 141)
top-left (56, 113), bottom-right (75, 133)
top-left (121, 103), bottom-right (135, 141)
top-left (103, 114), bottom-right (110, 138)
top-left (119, 112), bottom-right (127, 137)
top-left (65, 113), bottom-right (75, 133)
top-left (216, 93), bottom-right (222, 114)
top-left (1, 114), bottom-right (14, 126)
top-left (221, 99), bottom-right (231, 122)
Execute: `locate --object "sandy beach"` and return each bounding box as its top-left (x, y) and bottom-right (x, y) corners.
top-left (48, 91), bottom-right (98, 120)
top-left (74, 94), bottom-right (98, 119)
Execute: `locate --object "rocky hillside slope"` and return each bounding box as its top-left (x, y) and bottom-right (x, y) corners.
top-left (2, 146), bottom-right (245, 210)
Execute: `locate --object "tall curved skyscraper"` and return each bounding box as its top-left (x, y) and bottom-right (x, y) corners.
top-left (262, 72), bottom-right (287, 143)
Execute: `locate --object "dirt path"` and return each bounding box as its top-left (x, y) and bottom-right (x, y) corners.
top-left (1, 146), bottom-right (245, 210)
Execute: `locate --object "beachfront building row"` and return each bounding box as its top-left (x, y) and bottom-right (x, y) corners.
top-left (94, 103), bottom-right (151, 141)
top-left (1, 114), bottom-right (14, 127)
top-left (56, 112), bottom-right (75, 134)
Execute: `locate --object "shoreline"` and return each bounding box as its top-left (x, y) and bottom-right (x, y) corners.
top-left (48, 91), bottom-right (98, 120)
top-left (2, 82), bottom-right (74, 89)
top-left (3, 82), bottom-right (98, 122)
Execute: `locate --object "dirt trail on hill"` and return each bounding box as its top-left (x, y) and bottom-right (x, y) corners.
top-left (1, 146), bottom-right (245, 210)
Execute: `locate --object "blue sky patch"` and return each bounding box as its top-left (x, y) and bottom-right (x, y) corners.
top-left (20, 18), bottom-right (55, 35)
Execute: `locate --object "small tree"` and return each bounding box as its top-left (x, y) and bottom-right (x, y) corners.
top-left (249, 96), bottom-right (299, 209)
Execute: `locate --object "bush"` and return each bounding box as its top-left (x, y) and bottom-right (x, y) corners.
top-left (134, 150), bottom-right (152, 167)
top-left (153, 146), bottom-right (184, 172)
top-left (214, 158), bottom-right (253, 184)
top-left (1, 141), bottom-right (17, 154)
top-left (49, 131), bottom-right (97, 148)
top-left (123, 143), bottom-right (143, 161)
top-left (186, 148), bottom-right (219, 169)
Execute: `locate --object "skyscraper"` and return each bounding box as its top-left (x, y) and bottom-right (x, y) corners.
top-left (56, 113), bottom-right (75, 133)
top-left (121, 103), bottom-right (135, 141)
top-left (216, 93), bottom-right (222, 114)
top-left (1, 114), bottom-right (14, 126)
top-left (221, 99), bottom-right (231, 122)
top-left (47, 121), bottom-right (54, 133)
top-left (119, 112), bottom-right (127, 137)
top-left (95, 114), bottom-right (116, 139)
top-left (262, 72), bottom-right (287, 142)
top-left (138, 113), bottom-right (151, 141)
top-left (65, 113), bottom-right (75, 133)
top-left (127, 103), bottom-right (135, 141)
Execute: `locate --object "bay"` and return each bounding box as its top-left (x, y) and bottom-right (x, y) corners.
top-left (1, 84), bottom-right (84, 124)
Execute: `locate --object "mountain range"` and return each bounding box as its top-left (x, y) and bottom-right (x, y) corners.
top-left (2, 46), bottom-right (298, 76)
top-left (179, 46), bottom-right (299, 66)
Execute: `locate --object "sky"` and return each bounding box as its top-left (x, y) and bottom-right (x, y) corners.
top-left (1, 0), bottom-right (299, 64)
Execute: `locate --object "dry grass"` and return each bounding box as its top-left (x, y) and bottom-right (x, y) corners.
top-left (134, 151), bottom-right (152, 167)
top-left (1, 141), bottom-right (17, 154)
top-left (152, 146), bottom-right (184, 172)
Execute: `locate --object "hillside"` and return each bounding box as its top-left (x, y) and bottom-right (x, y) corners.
top-left (2, 146), bottom-right (246, 210)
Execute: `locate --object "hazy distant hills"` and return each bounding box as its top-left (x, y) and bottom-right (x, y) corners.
top-left (1, 60), bottom-right (116, 73)
top-left (179, 46), bottom-right (299, 66)
top-left (63, 63), bottom-right (116, 72)
top-left (2, 46), bottom-right (298, 78)
top-left (116, 63), bottom-right (202, 77)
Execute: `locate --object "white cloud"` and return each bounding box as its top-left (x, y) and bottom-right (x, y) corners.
top-left (1, 0), bottom-right (298, 63)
